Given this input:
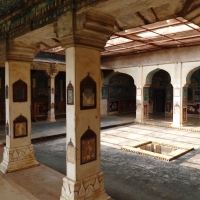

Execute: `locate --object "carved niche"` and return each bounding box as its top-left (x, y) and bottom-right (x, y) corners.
top-left (13, 115), bottom-right (28, 138)
top-left (81, 127), bottom-right (97, 165)
top-left (67, 81), bottom-right (74, 105)
top-left (80, 73), bottom-right (96, 110)
top-left (13, 79), bottom-right (27, 102)
top-left (67, 139), bottom-right (75, 164)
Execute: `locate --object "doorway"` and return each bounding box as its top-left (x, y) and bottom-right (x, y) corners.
top-left (154, 89), bottom-right (166, 113)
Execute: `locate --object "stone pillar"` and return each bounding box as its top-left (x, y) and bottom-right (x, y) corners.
top-left (0, 41), bottom-right (39, 173)
top-left (135, 66), bottom-right (144, 123)
top-left (55, 10), bottom-right (115, 200)
top-left (46, 65), bottom-right (58, 122)
top-left (172, 62), bottom-right (183, 127)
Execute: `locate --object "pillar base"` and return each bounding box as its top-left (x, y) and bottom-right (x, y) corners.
top-left (171, 124), bottom-right (182, 128)
top-left (60, 172), bottom-right (112, 200)
top-left (0, 144), bottom-right (39, 173)
top-left (46, 109), bottom-right (56, 122)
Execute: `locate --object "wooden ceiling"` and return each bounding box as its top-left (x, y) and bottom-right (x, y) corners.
top-left (43, 17), bottom-right (200, 58)
top-left (101, 17), bottom-right (200, 58)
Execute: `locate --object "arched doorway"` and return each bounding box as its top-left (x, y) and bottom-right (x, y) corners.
top-left (148, 69), bottom-right (173, 117)
top-left (187, 68), bottom-right (200, 120)
top-left (103, 72), bottom-right (136, 115)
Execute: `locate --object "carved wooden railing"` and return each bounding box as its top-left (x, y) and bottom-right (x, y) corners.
top-left (0, 103), bottom-right (5, 121)
top-left (33, 102), bottom-right (48, 121)
top-left (55, 102), bottom-right (66, 115)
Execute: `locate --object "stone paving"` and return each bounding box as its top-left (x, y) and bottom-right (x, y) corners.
top-left (33, 123), bottom-right (200, 200)
top-left (0, 115), bottom-right (200, 200)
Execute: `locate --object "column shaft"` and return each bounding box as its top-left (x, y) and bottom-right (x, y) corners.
top-left (172, 62), bottom-right (183, 127)
top-left (47, 75), bottom-right (56, 122)
top-left (60, 46), bottom-right (111, 200)
top-left (0, 61), bottom-right (39, 173)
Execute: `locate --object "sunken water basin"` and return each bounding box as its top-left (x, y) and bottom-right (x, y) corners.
top-left (121, 141), bottom-right (194, 161)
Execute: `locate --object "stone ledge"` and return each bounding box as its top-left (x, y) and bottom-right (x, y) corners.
top-left (121, 141), bottom-right (194, 162)
top-left (134, 120), bottom-right (200, 133)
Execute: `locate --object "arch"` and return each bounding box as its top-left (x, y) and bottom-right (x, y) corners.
top-left (145, 69), bottom-right (173, 116)
top-left (145, 68), bottom-right (160, 86)
top-left (186, 66), bottom-right (200, 85)
top-left (106, 72), bottom-right (136, 115)
top-left (103, 71), bottom-right (120, 86)
top-left (186, 68), bottom-right (200, 110)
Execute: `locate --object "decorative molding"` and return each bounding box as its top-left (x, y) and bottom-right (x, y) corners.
top-left (60, 172), bottom-right (108, 200)
top-left (0, 144), bottom-right (39, 173)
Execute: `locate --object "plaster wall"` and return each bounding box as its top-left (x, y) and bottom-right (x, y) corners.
top-left (102, 46), bottom-right (200, 69)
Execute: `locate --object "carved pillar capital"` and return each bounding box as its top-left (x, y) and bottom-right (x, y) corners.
top-left (46, 64), bottom-right (58, 78)
top-left (0, 39), bottom-right (40, 63)
top-left (55, 10), bottom-right (116, 50)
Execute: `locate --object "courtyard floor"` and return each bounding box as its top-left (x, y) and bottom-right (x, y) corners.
top-left (33, 123), bottom-right (200, 200)
top-left (0, 115), bottom-right (200, 199)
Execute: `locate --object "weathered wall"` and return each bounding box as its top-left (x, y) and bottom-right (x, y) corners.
top-left (102, 46), bottom-right (200, 70)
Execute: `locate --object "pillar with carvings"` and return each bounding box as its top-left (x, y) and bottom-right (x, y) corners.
top-left (46, 64), bottom-right (58, 122)
top-left (0, 40), bottom-right (39, 173)
top-left (55, 10), bottom-right (116, 200)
